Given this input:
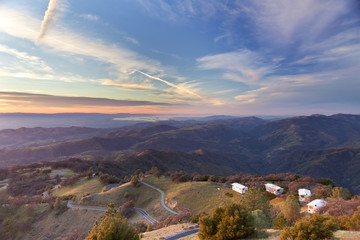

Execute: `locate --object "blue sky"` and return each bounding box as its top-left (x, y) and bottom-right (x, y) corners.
top-left (0, 0), bottom-right (359, 115)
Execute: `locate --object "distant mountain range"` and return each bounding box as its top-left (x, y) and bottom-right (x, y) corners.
top-left (0, 113), bottom-right (359, 193)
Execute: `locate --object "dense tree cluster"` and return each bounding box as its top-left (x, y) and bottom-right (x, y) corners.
top-left (99, 173), bottom-right (120, 185)
top-left (7, 169), bottom-right (55, 196)
top-left (198, 203), bottom-right (255, 240)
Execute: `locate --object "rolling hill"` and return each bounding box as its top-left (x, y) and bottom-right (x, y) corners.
top-left (1, 114), bottom-right (360, 193)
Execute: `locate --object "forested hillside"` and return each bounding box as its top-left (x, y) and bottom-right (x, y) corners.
top-left (1, 114), bottom-right (360, 193)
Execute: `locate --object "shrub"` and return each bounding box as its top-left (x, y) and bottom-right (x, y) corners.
top-left (331, 187), bottom-right (352, 200)
top-left (240, 187), bottom-right (272, 217)
top-left (324, 197), bottom-right (360, 216)
top-left (252, 209), bottom-right (271, 232)
top-left (329, 212), bottom-right (360, 231)
top-left (273, 213), bottom-right (288, 230)
top-left (190, 212), bottom-right (206, 223)
top-left (119, 201), bottom-right (134, 218)
top-left (85, 204), bottom-right (139, 240)
top-left (315, 185), bottom-right (332, 199)
top-left (225, 192), bottom-right (233, 198)
top-left (130, 176), bottom-right (140, 187)
top-left (157, 209), bottom-right (192, 227)
top-left (133, 222), bottom-right (147, 233)
top-left (54, 198), bottom-right (68, 217)
top-left (99, 174), bottom-right (120, 185)
top-left (280, 215), bottom-right (337, 240)
top-left (282, 195), bottom-right (301, 225)
top-left (198, 203), bottom-right (255, 240)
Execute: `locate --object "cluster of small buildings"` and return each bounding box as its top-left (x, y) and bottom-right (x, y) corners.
top-left (231, 182), bottom-right (327, 214)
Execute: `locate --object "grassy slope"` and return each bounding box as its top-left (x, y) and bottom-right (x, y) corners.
top-left (24, 206), bottom-right (103, 240)
top-left (145, 176), bottom-right (243, 215)
top-left (76, 175), bottom-right (243, 219)
top-left (52, 177), bottom-right (104, 198)
top-left (4, 174), bottom-right (360, 239)
top-left (79, 181), bottom-right (170, 219)
top-left (0, 204), bottom-right (48, 240)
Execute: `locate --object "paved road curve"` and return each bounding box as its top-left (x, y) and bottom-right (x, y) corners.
top-left (134, 207), bottom-right (157, 224)
top-left (67, 200), bottom-right (157, 224)
top-left (164, 228), bottom-right (199, 240)
top-left (139, 179), bottom-right (178, 215)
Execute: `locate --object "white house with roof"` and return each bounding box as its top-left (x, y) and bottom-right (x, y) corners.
top-left (231, 183), bottom-right (248, 194)
top-left (298, 188), bottom-right (311, 202)
top-left (307, 199), bottom-right (327, 214)
top-left (264, 183), bottom-right (284, 196)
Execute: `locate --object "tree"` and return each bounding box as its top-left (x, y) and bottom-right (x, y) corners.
top-left (273, 213), bottom-right (288, 230)
top-left (282, 195), bottom-right (301, 225)
top-left (133, 169), bottom-right (143, 177)
top-left (99, 174), bottom-right (120, 185)
top-left (280, 215), bottom-right (337, 240)
top-left (240, 187), bottom-right (272, 217)
top-left (331, 187), bottom-right (352, 200)
top-left (315, 185), bottom-right (332, 199)
top-left (119, 200), bottom-right (134, 218)
top-left (85, 204), bottom-right (139, 240)
top-left (252, 209), bottom-right (270, 232)
top-left (198, 203), bottom-right (255, 240)
top-left (350, 212), bottom-right (360, 231)
top-left (54, 197), bottom-right (68, 216)
top-left (130, 176), bottom-right (140, 187)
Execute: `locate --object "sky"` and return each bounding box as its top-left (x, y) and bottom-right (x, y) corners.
top-left (0, 0), bottom-right (359, 115)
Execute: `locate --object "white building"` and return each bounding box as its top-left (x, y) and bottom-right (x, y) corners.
top-left (231, 183), bottom-right (248, 194)
top-left (307, 199), bottom-right (327, 214)
top-left (298, 188), bottom-right (311, 202)
top-left (264, 183), bottom-right (284, 195)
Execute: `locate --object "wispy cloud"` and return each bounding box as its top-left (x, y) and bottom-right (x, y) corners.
top-left (0, 91), bottom-right (170, 107)
top-left (0, 44), bottom-right (53, 73)
top-left (195, 0), bottom-right (360, 112)
top-left (136, 0), bottom-right (230, 22)
top-left (124, 36), bottom-right (140, 46)
top-left (0, 5), bottom-right (202, 102)
top-left (0, 68), bottom-right (87, 83)
top-left (238, 0), bottom-right (355, 47)
top-left (79, 14), bottom-right (99, 22)
top-left (197, 50), bottom-right (274, 85)
top-left (100, 79), bottom-right (153, 90)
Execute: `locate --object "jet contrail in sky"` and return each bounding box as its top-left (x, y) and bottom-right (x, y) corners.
top-left (36, 0), bottom-right (62, 44)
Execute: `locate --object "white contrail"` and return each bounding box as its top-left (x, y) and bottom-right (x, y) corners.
top-left (136, 70), bottom-right (201, 98)
top-left (36, 0), bottom-right (62, 44)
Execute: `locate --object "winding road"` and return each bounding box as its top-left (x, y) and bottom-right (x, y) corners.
top-left (133, 207), bottom-right (157, 224)
top-left (164, 228), bottom-right (200, 240)
top-left (67, 200), bottom-right (157, 224)
top-left (66, 180), bottom-right (190, 238)
top-left (138, 179), bottom-right (178, 215)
